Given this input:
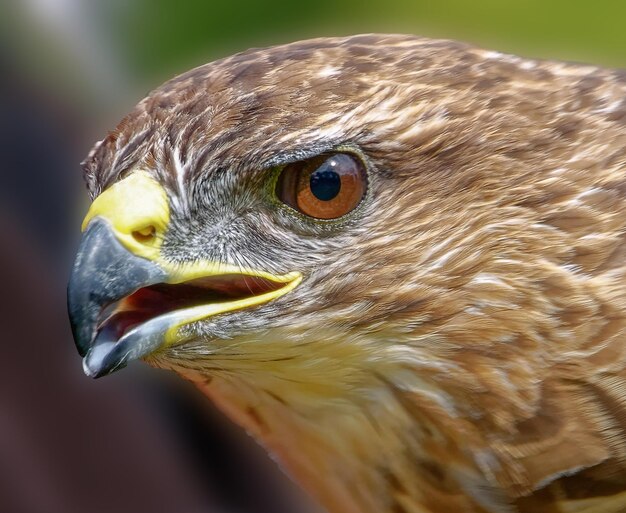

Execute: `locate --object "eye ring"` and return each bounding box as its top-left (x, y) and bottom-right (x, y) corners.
top-left (275, 152), bottom-right (368, 219)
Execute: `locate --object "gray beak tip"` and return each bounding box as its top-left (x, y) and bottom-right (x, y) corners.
top-left (68, 218), bottom-right (167, 378)
top-left (83, 342), bottom-right (121, 378)
top-left (82, 358), bottom-right (100, 378)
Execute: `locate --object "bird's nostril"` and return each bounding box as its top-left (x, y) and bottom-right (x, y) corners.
top-left (131, 225), bottom-right (156, 244)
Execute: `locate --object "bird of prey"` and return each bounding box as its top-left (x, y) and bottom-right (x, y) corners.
top-left (68, 34), bottom-right (626, 513)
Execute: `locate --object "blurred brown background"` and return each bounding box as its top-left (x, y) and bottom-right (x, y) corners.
top-left (0, 1), bottom-right (624, 512)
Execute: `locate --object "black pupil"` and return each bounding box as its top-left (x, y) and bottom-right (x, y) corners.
top-left (309, 160), bottom-right (341, 201)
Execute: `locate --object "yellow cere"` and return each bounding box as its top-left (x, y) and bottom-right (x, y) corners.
top-left (81, 170), bottom-right (170, 261)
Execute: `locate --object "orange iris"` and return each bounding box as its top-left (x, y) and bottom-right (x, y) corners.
top-left (276, 153), bottom-right (367, 219)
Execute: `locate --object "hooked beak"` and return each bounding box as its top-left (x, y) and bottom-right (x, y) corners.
top-left (67, 171), bottom-right (301, 378)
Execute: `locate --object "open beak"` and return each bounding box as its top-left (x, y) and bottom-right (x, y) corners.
top-left (67, 171), bottom-right (301, 378)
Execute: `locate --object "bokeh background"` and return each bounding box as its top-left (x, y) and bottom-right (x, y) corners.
top-left (1, 1), bottom-right (624, 512)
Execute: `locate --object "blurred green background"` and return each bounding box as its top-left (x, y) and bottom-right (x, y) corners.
top-left (3, 0), bottom-right (625, 120)
top-left (0, 2), bottom-right (623, 513)
top-left (129, 0), bottom-right (626, 77)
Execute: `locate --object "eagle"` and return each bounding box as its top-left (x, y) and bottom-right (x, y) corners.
top-left (68, 34), bottom-right (626, 513)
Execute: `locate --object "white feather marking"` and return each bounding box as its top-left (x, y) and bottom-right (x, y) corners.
top-left (318, 66), bottom-right (340, 78)
top-left (172, 146), bottom-right (190, 213)
top-left (429, 247), bottom-right (462, 269)
top-left (469, 273), bottom-right (507, 287)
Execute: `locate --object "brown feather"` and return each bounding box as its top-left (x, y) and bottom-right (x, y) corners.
top-left (83, 35), bottom-right (626, 513)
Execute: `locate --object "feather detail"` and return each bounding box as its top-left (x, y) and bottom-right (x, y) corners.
top-left (87, 34), bottom-right (625, 513)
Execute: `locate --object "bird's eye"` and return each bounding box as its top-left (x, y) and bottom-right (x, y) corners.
top-left (275, 152), bottom-right (367, 219)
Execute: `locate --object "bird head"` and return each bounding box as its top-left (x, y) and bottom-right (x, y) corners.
top-left (70, 35), bottom-right (494, 386)
top-left (68, 34), bottom-right (626, 513)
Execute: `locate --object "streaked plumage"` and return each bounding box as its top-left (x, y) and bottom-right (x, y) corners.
top-left (73, 35), bottom-right (626, 513)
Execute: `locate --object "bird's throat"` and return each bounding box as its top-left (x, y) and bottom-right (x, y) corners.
top-left (164, 359), bottom-right (496, 513)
